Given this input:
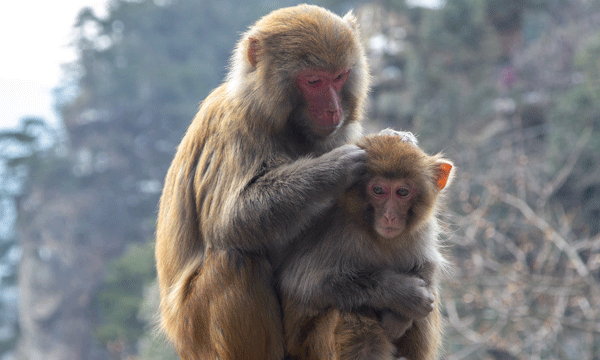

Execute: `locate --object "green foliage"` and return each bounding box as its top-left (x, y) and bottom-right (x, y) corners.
top-left (573, 35), bottom-right (600, 131)
top-left (384, 0), bottom-right (493, 146)
top-left (550, 34), bottom-right (600, 153)
top-left (546, 34), bottom-right (600, 234)
top-left (414, 0), bottom-right (486, 53)
top-left (92, 242), bottom-right (156, 344)
top-left (443, 0), bottom-right (485, 49)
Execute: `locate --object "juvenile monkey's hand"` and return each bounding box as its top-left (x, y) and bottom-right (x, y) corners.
top-left (380, 275), bottom-right (434, 320)
top-left (377, 272), bottom-right (435, 320)
top-left (319, 144), bottom-right (366, 191)
top-left (402, 276), bottom-right (435, 320)
top-left (378, 128), bottom-right (418, 145)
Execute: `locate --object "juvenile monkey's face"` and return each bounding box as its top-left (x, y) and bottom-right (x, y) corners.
top-left (367, 176), bottom-right (416, 239)
top-left (296, 68), bottom-right (351, 137)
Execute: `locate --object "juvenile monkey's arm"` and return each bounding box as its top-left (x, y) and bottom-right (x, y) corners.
top-left (281, 261), bottom-right (435, 320)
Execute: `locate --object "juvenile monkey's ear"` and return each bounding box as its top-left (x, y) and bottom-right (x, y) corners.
top-left (436, 162), bottom-right (453, 190)
top-left (247, 36), bottom-right (261, 68)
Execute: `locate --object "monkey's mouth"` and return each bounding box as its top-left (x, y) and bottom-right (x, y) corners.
top-left (315, 113), bottom-right (342, 130)
top-left (313, 120), bottom-right (341, 137)
top-left (376, 225), bottom-right (402, 239)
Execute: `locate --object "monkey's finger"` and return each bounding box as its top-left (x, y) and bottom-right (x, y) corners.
top-left (378, 128), bottom-right (418, 145)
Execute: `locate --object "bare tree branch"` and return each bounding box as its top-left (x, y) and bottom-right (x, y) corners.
top-left (494, 189), bottom-right (591, 279)
top-left (539, 127), bottom-right (592, 207)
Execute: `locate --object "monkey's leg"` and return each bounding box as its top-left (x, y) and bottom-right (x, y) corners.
top-left (178, 250), bottom-right (285, 360)
top-left (380, 311), bottom-right (414, 340)
top-left (393, 304), bottom-right (442, 360)
top-left (288, 309), bottom-right (395, 360)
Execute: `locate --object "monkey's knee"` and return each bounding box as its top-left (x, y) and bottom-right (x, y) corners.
top-left (179, 251), bottom-right (284, 360)
top-left (334, 312), bottom-right (396, 360)
top-left (393, 309), bottom-right (442, 360)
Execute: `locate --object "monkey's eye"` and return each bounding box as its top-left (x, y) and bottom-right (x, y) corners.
top-left (396, 188), bottom-right (410, 197)
top-left (372, 186), bottom-right (386, 196)
top-left (306, 79), bottom-right (322, 86)
top-left (334, 70), bottom-right (350, 82)
top-left (335, 71), bottom-right (348, 81)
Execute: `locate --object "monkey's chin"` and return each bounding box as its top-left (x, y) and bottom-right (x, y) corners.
top-left (313, 123), bottom-right (340, 138)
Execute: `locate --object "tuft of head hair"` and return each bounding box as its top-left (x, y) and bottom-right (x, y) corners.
top-left (226, 4), bottom-right (369, 132)
top-left (357, 134), bottom-right (453, 191)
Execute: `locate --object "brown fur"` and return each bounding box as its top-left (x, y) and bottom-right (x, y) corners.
top-left (393, 296), bottom-right (443, 360)
top-left (155, 5), bottom-right (369, 360)
top-left (277, 134), bottom-right (453, 360)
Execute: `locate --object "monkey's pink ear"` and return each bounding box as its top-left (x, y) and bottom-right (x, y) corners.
top-left (247, 37), bottom-right (261, 68)
top-left (436, 162), bottom-right (453, 190)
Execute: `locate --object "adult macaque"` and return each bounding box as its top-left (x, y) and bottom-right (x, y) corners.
top-left (155, 5), bottom-right (369, 360)
top-left (277, 133), bottom-right (454, 360)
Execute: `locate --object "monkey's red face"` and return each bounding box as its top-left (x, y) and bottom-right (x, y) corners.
top-left (296, 68), bottom-right (350, 137)
top-left (367, 176), bottom-right (416, 239)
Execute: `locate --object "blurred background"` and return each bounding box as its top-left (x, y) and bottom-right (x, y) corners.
top-left (1, 0), bottom-right (599, 359)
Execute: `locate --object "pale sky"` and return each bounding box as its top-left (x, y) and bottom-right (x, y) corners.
top-left (0, 0), bottom-right (108, 129)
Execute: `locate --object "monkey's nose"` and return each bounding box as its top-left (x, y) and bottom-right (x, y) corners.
top-left (383, 213), bottom-right (396, 224)
top-left (324, 109), bottom-right (341, 127)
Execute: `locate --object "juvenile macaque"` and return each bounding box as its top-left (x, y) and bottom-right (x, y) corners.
top-left (277, 132), bottom-right (454, 360)
top-left (155, 5), bottom-right (370, 360)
